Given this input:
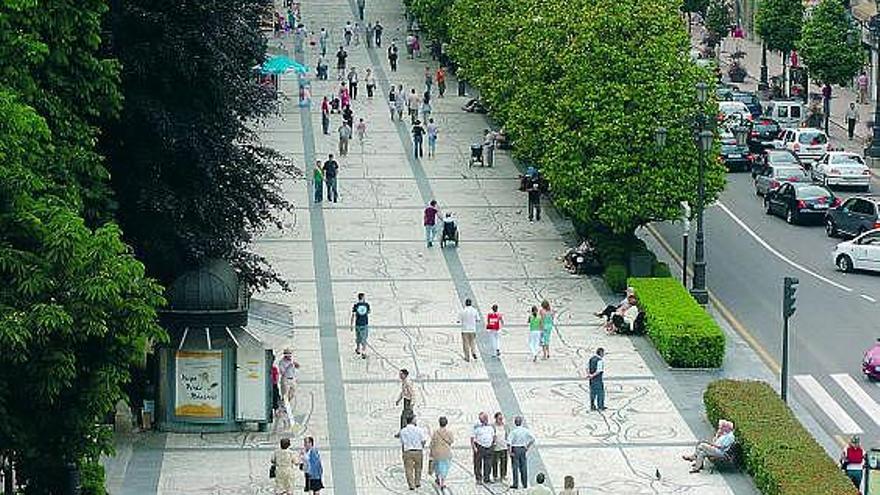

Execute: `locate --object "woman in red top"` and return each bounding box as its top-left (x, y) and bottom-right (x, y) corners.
top-left (840, 435), bottom-right (864, 488)
top-left (486, 304), bottom-right (504, 357)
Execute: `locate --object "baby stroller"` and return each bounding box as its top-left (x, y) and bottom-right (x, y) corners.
top-left (440, 213), bottom-right (459, 247)
top-left (469, 143), bottom-right (483, 167)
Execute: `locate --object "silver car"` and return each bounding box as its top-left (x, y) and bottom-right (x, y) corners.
top-left (754, 164), bottom-right (809, 196)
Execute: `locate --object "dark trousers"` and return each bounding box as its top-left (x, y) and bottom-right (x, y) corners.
top-left (390, 58), bottom-right (397, 71)
top-left (848, 118), bottom-right (857, 139)
top-left (598, 304), bottom-right (617, 321)
top-left (399, 398), bottom-right (412, 429)
top-left (322, 113), bottom-right (330, 135)
top-left (376, 33), bottom-right (382, 46)
top-left (350, 82), bottom-right (358, 99)
top-left (357, 4), bottom-right (364, 19)
top-left (473, 445), bottom-right (492, 482)
top-left (590, 378), bottom-right (605, 410)
top-left (492, 449), bottom-right (508, 480)
top-left (367, 84), bottom-right (374, 97)
top-left (314, 180), bottom-right (323, 202)
top-left (326, 176), bottom-right (338, 202)
top-left (528, 196), bottom-right (541, 221)
top-left (510, 446), bottom-right (528, 488)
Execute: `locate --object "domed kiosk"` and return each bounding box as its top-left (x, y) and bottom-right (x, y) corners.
top-left (155, 259), bottom-right (272, 432)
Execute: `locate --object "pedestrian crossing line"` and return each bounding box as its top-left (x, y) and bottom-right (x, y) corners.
top-left (794, 375), bottom-right (863, 434)
top-left (831, 373), bottom-right (880, 429)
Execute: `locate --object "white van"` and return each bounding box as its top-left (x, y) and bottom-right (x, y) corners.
top-left (764, 100), bottom-right (805, 129)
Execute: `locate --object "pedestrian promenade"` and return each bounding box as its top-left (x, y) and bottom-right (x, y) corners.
top-left (103, 2), bottom-right (760, 494)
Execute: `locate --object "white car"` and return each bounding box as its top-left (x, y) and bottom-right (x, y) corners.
top-left (772, 128), bottom-right (829, 166)
top-left (718, 101), bottom-right (752, 124)
top-left (812, 151), bottom-right (871, 191)
top-left (832, 228), bottom-right (880, 273)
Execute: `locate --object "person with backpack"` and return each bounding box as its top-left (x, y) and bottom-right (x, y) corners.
top-left (350, 292), bottom-right (371, 358)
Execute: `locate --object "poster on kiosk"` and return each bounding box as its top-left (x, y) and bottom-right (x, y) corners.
top-left (866, 448), bottom-right (880, 494)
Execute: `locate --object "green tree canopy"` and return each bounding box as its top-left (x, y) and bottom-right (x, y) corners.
top-left (705, 0), bottom-right (732, 48)
top-left (798, 0), bottom-right (861, 86)
top-left (756, 0), bottom-right (804, 55)
top-left (682, 0), bottom-right (709, 15)
top-left (449, 0), bottom-right (725, 234)
top-left (101, 0), bottom-right (295, 290)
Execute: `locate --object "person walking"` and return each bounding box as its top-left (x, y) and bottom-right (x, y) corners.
top-left (859, 72), bottom-right (869, 104)
top-left (420, 98), bottom-right (432, 124)
top-left (429, 416), bottom-right (454, 489)
top-left (355, 118), bottom-right (367, 150)
top-left (388, 86), bottom-right (397, 121)
top-left (424, 200), bottom-right (440, 247)
top-left (338, 120), bottom-right (352, 156)
top-left (412, 119), bottom-right (425, 159)
top-left (399, 415), bottom-right (428, 490)
top-left (356, 0), bottom-right (365, 20)
top-left (347, 67), bottom-right (359, 99)
top-left (319, 28), bottom-right (328, 56)
top-left (395, 85), bottom-right (406, 121)
top-left (527, 473), bottom-right (552, 494)
top-left (587, 347), bottom-right (605, 411)
top-left (365, 68), bottom-right (376, 98)
top-left (343, 21), bottom-right (353, 46)
top-left (486, 304), bottom-right (504, 357)
top-left (353, 22), bottom-right (362, 46)
top-left (278, 349), bottom-right (300, 412)
top-left (313, 160), bottom-right (324, 203)
top-left (491, 412), bottom-right (509, 483)
top-left (303, 437), bottom-right (324, 494)
top-left (320, 96), bottom-right (331, 135)
top-left (527, 306), bottom-right (542, 363)
top-left (426, 118), bottom-right (439, 158)
top-left (482, 129), bottom-right (496, 167)
top-left (507, 416), bottom-right (535, 489)
top-left (395, 368), bottom-right (415, 429)
top-left (539, 300), bottom-right (553, 360)
top-left (336, 46), bottom-right (347, 80)
top-left (527, 180), bottom-right (542, 221)
top-left (388, 41), bottom-right (399, 72)
top-left (458, 298), bottom-right (480, 362)
top-left (350, 292), bottom-right (370, 358)
top-left (424, 66), bottom-right (433, 94)
top-left (560, 475), bottom-right (579, 495)
top-left (840, 435), bottom-right (865, 488)
top-left (406, 33), bottom-right (415, 59)
top-left (436, 66), bottom-right (446, 97)
top-left (846, 102), bottom-right (860, 140)
top-left (471, 412), bottom-right (494, 485)
top-left (323, 154), bottom-right (339, 203)
top-left (407, 88), bottom-right (421, 124)
top-left (271, 438), bottom-right (299, 495)
top-left (365, 22), bottom-right (374, 48)
top-left (374, 21), bottom-right (384, 46)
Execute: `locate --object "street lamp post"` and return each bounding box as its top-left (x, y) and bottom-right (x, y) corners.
top-left (759, 42), bottom-right (769, 90)
top-left (692, 82), bottom-right (712, 305)
top-left (866, 14), bottom-right (880, 162)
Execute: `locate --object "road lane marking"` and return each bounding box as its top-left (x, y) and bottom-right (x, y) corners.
top-left (861, 294), bottom-right (877, 303)
top-left (794, 375), bottom-right (863, 434)
top-left (831, 373), bottom-right (880, 428)
top-left (716, 201), bottom-right (854, 293)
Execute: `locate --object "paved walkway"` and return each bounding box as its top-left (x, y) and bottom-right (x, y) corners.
top-left (103, 3), bottom-right (762, 494)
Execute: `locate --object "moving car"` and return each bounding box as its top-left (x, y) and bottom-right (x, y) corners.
top-left (832, 228), bottom-right (880, 273)
top-left (811, 151), bottom-right (871, 191)
top-left (764, 182), bottom-right (839, 224)
top-left (764, 100), bottom-right (805, 129)
top-left (754, 164), bottom-right (809, 196)
top-left (719, 140), bottom-right (753, 172)
top-left (825, 196), bottom-right (880, 238)
top-left (747, 118), bottom-right (782, 155)
top-left (730, 91), bottom-right (763, 119)
top-left (773, 128), bottom-right (829, 167)
top-left (718, 101), bottom-right (752, 124)
top-left (863, 339), bottom-right (880, 381)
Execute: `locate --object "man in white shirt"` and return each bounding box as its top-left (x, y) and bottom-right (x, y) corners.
top-left (399, 414), bottom-right (428, 489)
top-left (507, 416), bottom-right (536, 489)
top-left (471, 412), bottom-right (494, 484)
top-left (458, 298), bottom-right (480, 362)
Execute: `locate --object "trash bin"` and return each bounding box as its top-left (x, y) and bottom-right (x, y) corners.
top-left (628, 252), bottom-right (654, 278)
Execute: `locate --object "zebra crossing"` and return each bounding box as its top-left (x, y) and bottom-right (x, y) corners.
top-left (794, 372), bottom-right (880, 436)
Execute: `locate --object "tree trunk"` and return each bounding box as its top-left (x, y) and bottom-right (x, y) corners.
top-left (782, 51), bottom-right (789, 97)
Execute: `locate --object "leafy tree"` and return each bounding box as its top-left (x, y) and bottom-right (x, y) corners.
top-left (705, 0), bottom-right (732, 48)
top-left (101, 0), bottom-right (295, 290)
top-left (450, 0), bottom-right (725, 234)
top-left (756, 0), bottom-right (803, 56)
top-left (798, 0), bottom-right (861, 86)
top-left (409, 0), bottom-right (454, 42)
top-left (682, 0), bottom-right (709, 16)
top-left (0, 89), bottom-right (166, 493)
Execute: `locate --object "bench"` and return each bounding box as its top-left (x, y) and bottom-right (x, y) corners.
top-left (706, 443), bottom-right (740, 473)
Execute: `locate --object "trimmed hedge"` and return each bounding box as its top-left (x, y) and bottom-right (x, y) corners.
top-left (629, 277), bottom-right (724, 367)
top-left (704, 380), bottom-right (858, 495)
top-left (603, 264), bottom-right (628, 294)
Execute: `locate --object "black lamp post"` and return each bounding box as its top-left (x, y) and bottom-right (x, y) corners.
top-left (867, 14), bottom-right (880, 160)
top-left (692, 82), bottom-right (712, 305)
top-left (759, 42), bottom-right (769, 90)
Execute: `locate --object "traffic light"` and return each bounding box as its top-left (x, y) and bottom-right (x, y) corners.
top-left (783, 277), bottom-right (799, 319)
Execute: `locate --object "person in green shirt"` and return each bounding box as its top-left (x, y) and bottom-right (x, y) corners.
top-left (313, 160), bottom-right (323, 203)
top-left (527, 306), bottom-right (542, 363)
top-left (539, 300), bottom-right (554, 360)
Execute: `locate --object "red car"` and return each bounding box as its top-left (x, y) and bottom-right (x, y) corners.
top-left (863, 339), bottom-right (880, 380)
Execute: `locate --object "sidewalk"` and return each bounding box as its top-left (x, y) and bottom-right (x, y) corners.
top-left (103, 3), bottom-right (761, 493)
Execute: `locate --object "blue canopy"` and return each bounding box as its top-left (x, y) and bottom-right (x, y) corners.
top-left (259, 55), bottom-right (309, 75)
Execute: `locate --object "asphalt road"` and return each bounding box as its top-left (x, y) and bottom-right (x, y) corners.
top-left (651, 171), bottom-right (880, 444)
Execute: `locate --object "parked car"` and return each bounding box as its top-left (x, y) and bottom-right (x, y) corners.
top-left (754, 163), bottom-right (809, 196)
top-left (747, 118), bottom-right (782, 155)
top-left (863, 339), bottom-right (880, 381)
top-left (825, 195), bottom-right (880, 238)
top-left (719, 140), bottom-right (753, 172)
top-left (718, 101), bottom-right (752, 124)
top-left (764, 100), bottom-right (805, 129)
top-left (731, 91), bottom-right (763, 119)
top-left (832, 228), bottom-right (880, 273)
top-left (764, 182), bottom-right (839, 224)
top-left (811, 151), bottom-right (871, 191)
top-left (773, 127), bottom-right (829, 167)
top-left (753, 149), bottom-right (802, 178)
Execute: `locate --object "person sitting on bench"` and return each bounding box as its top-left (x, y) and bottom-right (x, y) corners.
top-left (594, 287), bottom-right (635, 322)
top-left (682, 419), bottom-right (735, 473)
